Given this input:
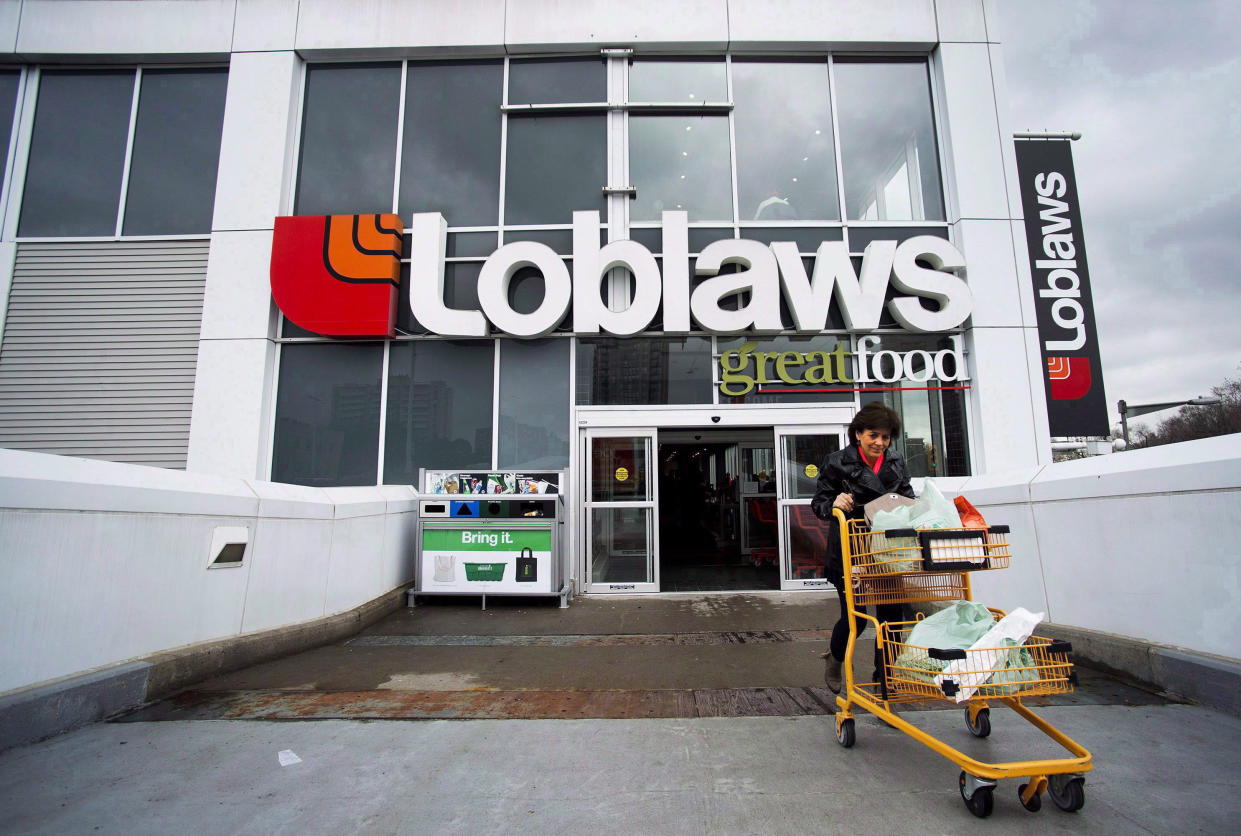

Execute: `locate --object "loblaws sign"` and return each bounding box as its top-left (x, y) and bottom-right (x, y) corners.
top-left (270, 210), bottom-right (974, 339)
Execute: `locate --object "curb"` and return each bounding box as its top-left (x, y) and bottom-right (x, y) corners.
top-left (1039, 622), bottom-right (1241, 716)
top-left (0, 585), bottom-right (409, 753)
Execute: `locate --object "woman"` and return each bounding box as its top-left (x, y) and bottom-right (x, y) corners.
top-left (811, 401), bottom-right (914, 693)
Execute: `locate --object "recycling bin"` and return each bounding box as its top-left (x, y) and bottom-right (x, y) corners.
top-left (413, 470), bottom-right (566, 606)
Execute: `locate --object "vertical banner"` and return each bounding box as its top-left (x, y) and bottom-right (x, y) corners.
top-left (1014, 139), bottom-right (1109, 436)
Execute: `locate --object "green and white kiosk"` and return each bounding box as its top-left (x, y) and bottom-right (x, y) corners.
top-left (413, 470), bottom-right (567, 608)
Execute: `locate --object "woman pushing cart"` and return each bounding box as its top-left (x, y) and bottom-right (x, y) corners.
top-left (818, 404), bottom-right (1092, 817)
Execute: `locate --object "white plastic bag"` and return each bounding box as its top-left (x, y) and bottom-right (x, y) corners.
top-left (937, 607), bottom-right (1045, 702)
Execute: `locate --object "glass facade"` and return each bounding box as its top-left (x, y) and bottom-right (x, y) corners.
top-left (19, 66), bottom-right (227, 237)
top-left (273, 53), bottom-right (969, 487)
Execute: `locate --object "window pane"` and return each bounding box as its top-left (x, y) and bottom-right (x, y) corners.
top-left (576, 337), bottom-right (713, 405)
top-left (499, 339), bottom-right (570, 468)
top-left (505, 115), bottom-right (605, 225)
top-left (628, 59), bottom-right (726, 102)
top-left (295, 63), bottom-right (401, 216)
top-left (400, 61), bottom-right (502, 227)
top-left (272, 343), bottom-right (382, 486)
top-left (834, 60), bottom-right (944, 221)
top-left (630, 115), bottom-right (732, 222)
top-left (508, 57), bottom-right (606, 104)
top-left (384, 340), bottom-right (494, 482)
top-left (864, 334), bottom-right (970, 477)
top-left (20, 70), bottom-right (133, 237)
top-left (733, 61), bottom-right (839, 222)
top-left (122, 69), bottom-right (227, 235)
top-left (0, 71), bottom-right (20, 188)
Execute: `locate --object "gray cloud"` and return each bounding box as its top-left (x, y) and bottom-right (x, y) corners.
top-left (996, 0), bottom-right (1241, 424)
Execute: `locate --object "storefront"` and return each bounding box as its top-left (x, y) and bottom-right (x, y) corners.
top-left (0, 1), bottom-right (1050, 596)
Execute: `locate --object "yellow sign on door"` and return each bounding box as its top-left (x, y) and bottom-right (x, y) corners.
top-left (804, 463), bottom-right (819, 479)
top-left (615, 467), bottom-right (629, 482)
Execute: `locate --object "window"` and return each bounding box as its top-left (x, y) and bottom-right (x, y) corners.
top-left (295, 63), bottom-right (401, 216)
top-left (499, 339), bottom-right (570, 468)
top-left (383, 340), bottom-right (494, 483)
top-left (0, 70), bottom-right (22, 189)
top-left (399, 61), bottom-right (502, 226)
top-left (732, 60), bottom-right (839, 222)
top-left (271, 343), bottom-right (383, 487)
top-left (834, 59), bottom-right (945, 222)
top-left (19, 68), bottom-right (227, 237)
top-left (861, 334), bottom-right (970, 477)
top-left (576, 337), bottom-right (714, 405)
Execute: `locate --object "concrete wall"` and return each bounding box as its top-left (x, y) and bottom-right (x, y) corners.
top-left (955, 434), bottom-right (1241, 661)
top-left (0, 448), bottom-right (417, 695)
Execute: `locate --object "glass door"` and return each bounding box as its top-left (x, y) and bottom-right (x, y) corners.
top-left (583, 429), bottom-right (660, 593)
top-left (738, 441), bottom-right (778, 569)
top-left (773, 426), bottom-right (846, 590)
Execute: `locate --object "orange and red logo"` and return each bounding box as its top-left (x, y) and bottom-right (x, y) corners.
top-left (270, 214), bottom-right (403, 337)
top-left (1046, 356), bottom-right (1092, 400)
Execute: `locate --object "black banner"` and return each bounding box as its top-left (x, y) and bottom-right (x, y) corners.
top-left (1014, 139), bottom-right (1109, 436)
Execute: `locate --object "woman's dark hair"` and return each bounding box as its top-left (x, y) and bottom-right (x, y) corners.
top-left (849, 401), bottom-right (902, 441)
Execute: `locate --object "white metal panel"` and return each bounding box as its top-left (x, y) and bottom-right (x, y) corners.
top-left (934, 0), bottom-right (989, 43)
top-left (324, 512), bottom-right (388, 614)
top-left (989, 42), bottom-right (1029, 222)
top-left (952, 218), bottom-right (1025, 328)
top-left (240, 516), bottom-right (334, 633)
top-left (505, 0), bottom-right (728, 52)
top-left (727, 0), bottom-right (937, 50)
top-left (232, 0), bottom-right (300, 52)
top-left (295, 0), bottom-right (506, 54)
top-left (964, 325), bottom-right (1045, 473)
top-left (14, 0), bottom-right (235, 57)
top-left (210, 50), bottom-right (299, 232)
top-left (935, 42), bottom-right (1009, 222)
top-left (0, 0), bottom-right (18, 53)
top-left (185, 336), bottom-right (275, 479)
top-left (198, 230), bottom-right (278, 341)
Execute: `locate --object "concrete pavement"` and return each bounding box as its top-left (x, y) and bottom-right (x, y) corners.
top-left (2, 704), bottom-right (1239, 834)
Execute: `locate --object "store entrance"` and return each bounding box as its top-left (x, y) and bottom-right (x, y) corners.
top-left (657, 429), bottom-right (780, 592)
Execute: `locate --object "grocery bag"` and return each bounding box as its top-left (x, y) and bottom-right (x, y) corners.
top-left (937, 607), bottom-right (1044, 702)
top-left (894, 601), bottom-right (996, 682)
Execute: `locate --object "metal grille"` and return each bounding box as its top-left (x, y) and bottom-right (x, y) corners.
top-left (0, 240), bottom-right (208, 468)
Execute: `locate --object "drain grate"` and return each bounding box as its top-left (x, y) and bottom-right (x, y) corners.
top-left (345, 630), bottom-right (828, 648)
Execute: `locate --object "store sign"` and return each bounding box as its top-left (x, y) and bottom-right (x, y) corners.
top-left (718, 335), bottom-right (969, 397)
top-left (270, 213), bottom-right (403, 337)
top-left (272, 211), bottom-right (974, 339)
top-left (1014, 140), bottom-right (1109, 436)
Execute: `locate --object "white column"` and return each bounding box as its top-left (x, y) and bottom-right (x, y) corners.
top-left (186, 50), bottom-right (300, 479)
top-left (936, 40), bottom-right (1051, 472)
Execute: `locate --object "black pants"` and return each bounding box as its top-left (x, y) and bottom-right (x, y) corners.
top-left (825, 522), bottom-right (901, 675)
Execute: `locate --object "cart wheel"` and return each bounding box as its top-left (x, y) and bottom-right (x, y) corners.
top-left (836, 717), bottom-right (856, 748)
top-left (1018, 783), bottom-right (1042, 812)
top-left (965, 706), bottom-right (991, 738)
top-left (1048, 774), bottom-right (1086, 812)
top-left (958, 773), bottom-right (994, 819)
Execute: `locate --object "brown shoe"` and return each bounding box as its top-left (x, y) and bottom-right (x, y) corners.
top-left (822, 653), bottom-right (842, 693)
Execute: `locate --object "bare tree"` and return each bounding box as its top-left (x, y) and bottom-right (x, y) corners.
top-left (1129, 372), bottom-right (1241, 449)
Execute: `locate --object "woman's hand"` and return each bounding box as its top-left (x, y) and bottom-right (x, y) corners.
top-left (832, 493), bottom-right (855, 512)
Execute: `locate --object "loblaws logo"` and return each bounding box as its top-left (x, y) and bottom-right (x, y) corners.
top-left (270, 210), bottom-right (975, 339)
top-left (1046, 356), bottom-right (1091, 401)
top-left (270, 214), bottom-right (403, 337)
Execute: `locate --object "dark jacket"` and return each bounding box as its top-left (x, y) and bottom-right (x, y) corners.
top-left (811, 444), bottom-right (915, 522)
top-left (811, 444), bottom-right (915, 580)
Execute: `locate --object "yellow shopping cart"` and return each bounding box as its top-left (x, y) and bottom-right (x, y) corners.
top-left (831, 509), bottom-right (1093, 818)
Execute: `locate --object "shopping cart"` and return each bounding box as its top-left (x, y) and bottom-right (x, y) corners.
top-left (831, 509), bottom-right (1092, 818)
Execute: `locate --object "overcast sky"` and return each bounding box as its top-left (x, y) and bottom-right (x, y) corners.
top-left (994, 0), bottom-right (1241, 433)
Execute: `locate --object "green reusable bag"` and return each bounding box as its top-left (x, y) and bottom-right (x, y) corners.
top-left (906, 600), bottom-right (995, 649)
